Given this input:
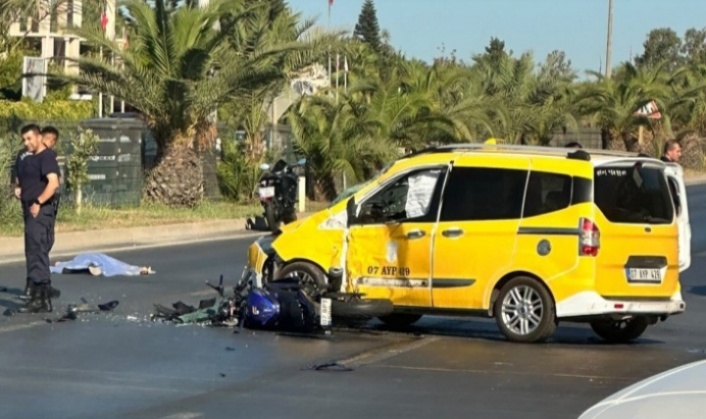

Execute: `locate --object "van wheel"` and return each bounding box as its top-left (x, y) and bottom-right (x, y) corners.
top-left (494, 276), bottom-right (556, 343)
top-left (590, 316), bottom-right (649, 343)
top-left (276, 262), bottom-right (327, 296)
top-left (378, 313), bottom-right (423, 328)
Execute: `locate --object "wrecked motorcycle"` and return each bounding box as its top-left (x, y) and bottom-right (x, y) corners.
top-left (152, 274), bottom-right (323, 333)
top-left (257, 158), bottom-right (305, 233)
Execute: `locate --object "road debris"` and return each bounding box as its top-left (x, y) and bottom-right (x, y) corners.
top-left (151, 274), bottom-right (323, 334)
top-left (45, 298), bottom-right (120, 323)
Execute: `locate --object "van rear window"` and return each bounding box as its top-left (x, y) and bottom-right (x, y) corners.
top-left (594, 165), bottom-right (674, 224)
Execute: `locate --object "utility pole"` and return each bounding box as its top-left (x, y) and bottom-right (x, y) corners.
top-left (605, 0), bottom-right (613, 78)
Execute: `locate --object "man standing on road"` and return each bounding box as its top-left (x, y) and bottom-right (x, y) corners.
top-left (14, 126), bottom-right (62, 301)
top-left (39, 126), bottom-right (62, 215)
top-left (15, 124), bottom-right (61, 313)
top-left (660, 139), bottom-right (682, 163)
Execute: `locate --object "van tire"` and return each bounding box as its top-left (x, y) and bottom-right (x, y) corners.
top-left (276, 261), bottom-right (327, 295)
top-left (378, 313), bottom-right (423, 328)
top-left (494, 276), bottom-right (557, 343)
top-left (590, 316), bottom-right (649, 343)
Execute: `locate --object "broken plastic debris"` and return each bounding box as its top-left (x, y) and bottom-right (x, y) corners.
top-left (302, 362), bottom-right (354, 372)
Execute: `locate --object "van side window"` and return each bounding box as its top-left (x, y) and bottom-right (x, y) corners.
top-left (357, 168), bottom-right (444, 224)
top-left (439, 167), bottom-right (527, 221)
top-left (523, 172), bottom-right (572, 217)
top-left (594, 166), bottom-right (674, 224)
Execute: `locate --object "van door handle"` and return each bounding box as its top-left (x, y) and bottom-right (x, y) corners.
top-left (406, 229), bottom-right (425, 239)
top-left (442, 228), bottom-right (464, 238)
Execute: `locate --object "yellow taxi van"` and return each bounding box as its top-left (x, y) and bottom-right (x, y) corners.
top-left (244, 144), bottom-right (691, 343)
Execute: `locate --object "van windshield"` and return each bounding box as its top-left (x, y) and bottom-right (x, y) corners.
top-left (329, 162), bottom-right (394, 207)
top-left (593, 164), bottom-right (674, 224)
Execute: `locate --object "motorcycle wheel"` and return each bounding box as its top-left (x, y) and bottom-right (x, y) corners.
top-left (264, 203), bottom-right (280, 233)
top-left (283, 209), bottom-right (297, 224)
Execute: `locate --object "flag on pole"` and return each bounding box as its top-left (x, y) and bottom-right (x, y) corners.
top-left (634, 100), bottom-right (662, 119)
top-left (329, 0), bottom-right (334, 5)
top-left (101, 10), bottom-right (108, 31)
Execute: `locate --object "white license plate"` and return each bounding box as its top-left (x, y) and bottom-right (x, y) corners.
top-left (258, 186), bottom-right (275, 198)
top-left (320, 298), bottom-right (332, 327)
top-left (627, 268), bottom-right (661, 283)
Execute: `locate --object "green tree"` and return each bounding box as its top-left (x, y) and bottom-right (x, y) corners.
top-left (353, 0), bottom-right (382, 54)
top-left (681, 27), bottom-right (706, 65)
top-left (577, 62), bottom-right (674, 150)
top-left (65, 127), bottom-right (99, 215)
top-left (59, 0), bottom-right (328, 207)
top-left (635, 28), bottom-right (683, 70)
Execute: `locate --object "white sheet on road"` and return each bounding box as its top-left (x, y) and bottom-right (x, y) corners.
top-left (51, 252), bottom-right (155, 277)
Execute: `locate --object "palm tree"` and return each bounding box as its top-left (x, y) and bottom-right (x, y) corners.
top-left (58, 0), bottom-right (330, 206)
top-left (287, 94), bottom-right (395, 200)
top-left (576, 62), bottom-right (674, 150)
top-left (668, 63), bottom-right (706, 135)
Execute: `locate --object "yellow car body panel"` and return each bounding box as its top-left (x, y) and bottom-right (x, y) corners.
top-left (246, 147), bottom-right (686, 323)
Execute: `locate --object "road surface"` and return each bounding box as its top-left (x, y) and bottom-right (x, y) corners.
top-left (1, 185), bottom-right (705, 419)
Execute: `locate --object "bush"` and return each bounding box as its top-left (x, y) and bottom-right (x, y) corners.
top-left (0, 99), bottom-right (94, 122)
top-left (0, 134), bottom-right (24, 226)
top-left (217, 140), bottom-right (260, 202)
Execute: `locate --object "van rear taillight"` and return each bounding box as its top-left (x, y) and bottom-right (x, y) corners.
top-left (579, 218), bottom-right (600, 256)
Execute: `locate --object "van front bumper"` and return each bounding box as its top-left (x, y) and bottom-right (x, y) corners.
top-left (555, 291), bottom-right (686, 319)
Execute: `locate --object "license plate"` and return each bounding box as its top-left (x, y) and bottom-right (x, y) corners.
top-left (258, 186), bottom-right (275, 198)
top-left (627, 268), bottom-right (661, 283)
top-left (320, 298), bottom-right (332, 327)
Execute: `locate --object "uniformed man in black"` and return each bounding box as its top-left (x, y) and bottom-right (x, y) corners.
top-left (14, 126), bottom-right (62, 301)
top-left (16, 124), bottom-right (61, 313)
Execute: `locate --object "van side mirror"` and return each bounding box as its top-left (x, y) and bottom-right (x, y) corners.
top-left (346, 197), bottom-right (358, 226)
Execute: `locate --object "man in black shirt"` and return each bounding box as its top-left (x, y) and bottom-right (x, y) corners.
top-left (15, 124), bottom-right (61, 313)
top-left (14, 126), bottom-right (62, 301)
top-left (660, 139), bottom-right (682, 163)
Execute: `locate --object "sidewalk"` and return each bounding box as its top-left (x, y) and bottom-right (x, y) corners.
top-left (0, 218), bottom-right (264, 265)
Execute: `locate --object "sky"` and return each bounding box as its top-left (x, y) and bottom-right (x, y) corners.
top-left (286, 0), bottom-right (706, 76)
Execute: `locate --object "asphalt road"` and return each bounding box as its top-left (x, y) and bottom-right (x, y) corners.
top-left (1, 185), bottom-right (706, 419)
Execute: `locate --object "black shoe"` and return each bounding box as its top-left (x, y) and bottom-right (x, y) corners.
top-left (18, 279), bottom-right (32, 301)
top-left (17, 284), bottom-right (52, 314)
top-left (19, 284), bottom-right (59, 300)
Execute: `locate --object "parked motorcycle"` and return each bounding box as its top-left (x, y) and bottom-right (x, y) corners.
top-left (257, 158), bottom-right (306, 233)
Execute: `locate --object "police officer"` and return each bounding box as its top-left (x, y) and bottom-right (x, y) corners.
top-left (40, 126), bottom-right (62, 216)
top-left (16, 124), bottom-right (61, 313)
top-left (14, 126), bottom-right (62, 301)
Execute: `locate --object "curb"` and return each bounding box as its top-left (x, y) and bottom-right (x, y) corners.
top-left (0, 217), bottom-right (261, 265)
top-left (686, 177), bottom-right (706, 186)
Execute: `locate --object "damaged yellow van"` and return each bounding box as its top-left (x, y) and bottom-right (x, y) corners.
top-left (244, 144), bottom-right (691, 343)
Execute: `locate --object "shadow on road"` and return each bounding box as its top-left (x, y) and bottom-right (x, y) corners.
top-left (360, 317), bottom-right (666, 346)
top-left (0, 297), bottom-right (23, 312)
top-left (688, 285), bottom-right (706, 296)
